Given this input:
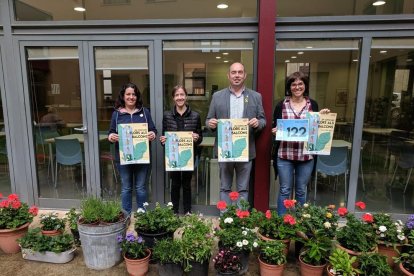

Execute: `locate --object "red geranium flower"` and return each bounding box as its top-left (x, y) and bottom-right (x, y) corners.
top-left (216, 201), bottom-right (227, 210)
top-left (0, 200), bottom-right (10, 208)
top-left (283, 214), bottom-right (296, 225)
top-left (236, 209), bottom-right (250, 219)
top-left (362, 213), bottom-right (373, 223)
top-left (355, 201), bottom-right (366, 210)
top-left (29, 206), bottom-right (39, 216)
top-left (338, 207), bottom-right (348, 216)
top-left (283, 199), bottom-right (296, 209)
top-left (8, 193), bottom-right (19, 201)
top-left (11, 200), bottom-right (21, 209)
top-left (265, 210), bottom-right (271, 219)
top-left (229, 191), bottom-right (239, 201)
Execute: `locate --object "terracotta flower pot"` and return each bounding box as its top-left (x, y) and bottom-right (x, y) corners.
top-left (377, 242), bottom-right (402, 268)
top-left (258, 256), bottom-right (286, 276)
top-left (299, 255), bottom-right (326, 276)
top-left (124, 249), bottom-right (151, 276)
top-left (400, 262), bottom-right (414, 276)
top-left (0, 222), bottom-right (30, 254)
top-left (257, 231), bottom-right (290, 256)
top-left (41, 229), bottom-right (62, 237)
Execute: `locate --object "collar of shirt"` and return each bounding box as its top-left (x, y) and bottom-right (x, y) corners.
top-left (228, 86), bottom-right (245, 97)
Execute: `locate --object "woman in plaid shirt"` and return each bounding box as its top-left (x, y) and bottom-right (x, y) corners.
top-left (271, 71), bottom-right (330, 215)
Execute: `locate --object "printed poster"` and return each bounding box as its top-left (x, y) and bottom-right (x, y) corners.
top-left (164, 131), bottom-right (194, 171)
top-left (303, 112), bottom-right (337, 155)
top-left (275, 119), bottom-right (309, 142)
top-left (217, 118), bottom-right (249, 162)
top-left (118, 123), bottom-right (149, 165)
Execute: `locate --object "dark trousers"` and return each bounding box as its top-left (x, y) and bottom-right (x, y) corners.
top-left (170, 171), bottom-right (193, 213)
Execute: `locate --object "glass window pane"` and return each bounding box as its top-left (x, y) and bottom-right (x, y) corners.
top-left (362, 38), bottom-right (414, 214)
top-left (94, 46), bottom-right (151, 203)
top-left (0, 90), bottom-right (11, 195)
top-left (272, 38), bottom-right (360, 208)
top-left (163, 39), bottom-right (254, 209)
top-left (277, 0), bottom-right (414, 17)
top-left (27, 46), bottom-right (84, 199)
top-left (14, 0), bottom-right (257, 21)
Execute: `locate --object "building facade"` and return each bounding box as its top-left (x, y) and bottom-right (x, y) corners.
top-left (0, 0), bottom-right (413, 217)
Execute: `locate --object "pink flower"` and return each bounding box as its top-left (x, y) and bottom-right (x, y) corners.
top-left (362, 213), bottom-right (373, 223)
top-left (229, 192), bottom-right (239, 201)
top-left (338, 207), bottom-right (348, 217)
top-left (265, 210), bottom-right (271, 219)
top-left (283, 199), bottom-right (296, 209)
top-left (29, 206), bottom-right (39, 216)
top-left (355, 201), bottom-right (366, 210)
top-left (283, 214), bottom-right (296, 225)
top-left (7, 194), bottom-right (19, 201)
top-left (216, 201), bottom-right (227, 210)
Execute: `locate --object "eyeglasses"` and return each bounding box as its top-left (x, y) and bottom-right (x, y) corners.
top-left (291, 82), bottom-right (304, 88)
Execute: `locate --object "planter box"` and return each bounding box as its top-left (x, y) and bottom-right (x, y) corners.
top-left (21, 247), bottom-right (76, 263)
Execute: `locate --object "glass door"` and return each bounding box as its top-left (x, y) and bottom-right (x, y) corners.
top-left (22, 41), bottom-right (155, 208)
top-left (87, 42), bottom-right (155, 209)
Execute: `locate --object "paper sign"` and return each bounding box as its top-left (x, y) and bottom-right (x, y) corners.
top-left (164, 131), bottom-right (194, 171)
top-left (304, 112), bottom-right (337, 155)
top-left (118, 123), bottom-right (149, 165)
top-left (217, 118), bottom-right (249, 162)
top-left (275, 119), bottom-right (309, 141)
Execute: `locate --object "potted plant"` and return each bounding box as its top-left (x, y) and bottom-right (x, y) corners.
top-left (335, 203), bottom-right (377, 256)
top-left (180, 214), bottom-right (214, 275)
top-left (39, 212), bottom-right (66, 236)
top-left (65, 208), bottom-right (80, 245)
top-left (258, 239), bottom-right (287, 276)
top-left (395, 229), bottom-right (414, 275)
top-left (327, 248), bottom-right (361, 276)
top-left (358, 252), bottom-right (392, 276)
top-left (18, 227), bottom-right (75, 263)
top-left (298, 235), bottom-right (332, 276)
top-left (256, 209), bottom-right (297, 256)
top-left (152, 238), bottom-right (183, 276)
top-left (77, 197), bottom-right (128, 270)
top-left (118, 232), bottom-right (151, 276)
top-left (0, 192), bottom-right (38, 253)
top-left (370, 212), bottom-right (406, 267)
top-left (134, 202), bottom-right (181, 248)
top-left (213, 248), bottom-right (242, 276)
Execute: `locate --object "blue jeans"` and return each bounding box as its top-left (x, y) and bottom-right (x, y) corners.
top-left (117, 163), bottom-right (149, 214)
top-left (277, 158), bottom-right (314, 215)
top-left (219, 161), bottom-right (252, 206)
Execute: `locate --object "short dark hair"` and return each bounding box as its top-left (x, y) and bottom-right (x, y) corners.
top-left (171, 85), bottom-right (188, 97)
top-left (115, 82), bottom-right (143, 109)
top-left (285, 71), bottom-right (309, 96)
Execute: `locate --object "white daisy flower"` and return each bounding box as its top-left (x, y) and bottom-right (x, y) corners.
top-left (303, 203), bottom-right (309, 208)
top-left (253, 242), bottom-right (258, 248)
top-left (236, 242), bottom-right (243, 247)
top-left (167, 202), bottom-right (173, 207)
top-left (242, 230), bottom-right (247, 235)
top-left (224, 217), bottom-right (233, 224)
top-left (379, 226), bottom-right (387, 232)
top-left (137, 208), bottom-right (145, 213)
top-left (242, 239), bottom-right (249, 245)
top-left (380, 233), bottom-right (385, 238)
top-left (398, 234), bottom-right (406, 241)
top-left (143, 202), bottom-right (149, 207)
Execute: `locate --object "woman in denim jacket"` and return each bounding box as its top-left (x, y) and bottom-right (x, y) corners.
top-left (108, 82), bottom-right (157, 214)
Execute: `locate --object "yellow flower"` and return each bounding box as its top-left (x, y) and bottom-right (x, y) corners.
top-left (326, 212), bottom-right (332, 218)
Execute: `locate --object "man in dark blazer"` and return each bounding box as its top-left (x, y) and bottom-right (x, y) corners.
top-left (206, 62), bottom-right (266, 206)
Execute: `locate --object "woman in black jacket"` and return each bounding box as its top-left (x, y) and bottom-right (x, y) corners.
top-left (159, 85), bottom-right (203, 214)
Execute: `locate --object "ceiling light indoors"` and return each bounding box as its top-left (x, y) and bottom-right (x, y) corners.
top-left (222, 52), bottom-right (229, 55)
top-left (407, 58), bottom-right (413, 62)
top-left (380, 50), bottom-right (387, 54)
top-left (74, 6), bottom-right (86, 12)
top-left (372, 1), bottom-right (386, 6)
top-left (224, 60), bottom-right (229, 63)
top-left (353, 59), bottom-right (359, 62)
top-left (297, 51), bottom-right (304, 55)
top-left (285, 60), bottom-right (290, 63)
top-left (217, 3), bottom-right (229, 9)
top-left (306, 46), bottom-right (313, 49)
top-left (216, 56), bottom-right (221, 59)
top-left (291, 56), bottom-right (297, 59)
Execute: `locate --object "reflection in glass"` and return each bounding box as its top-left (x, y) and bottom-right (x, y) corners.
top-left (277, 0), bottom-right (414, 17)
top-left (0, 92), bottom-right (11, 195)
top-left (273, 39), bottom-right (360, 208)
top-left (27, 46), bottom-right (84, 199)
top-left (163, 39), bottom-right (254, 206)
top-left (14, 0), bottom-right (257, 21)
top-left (362, 38), bottom-right (414, 213)
top-left (93, 46), bottom-right (151, 203)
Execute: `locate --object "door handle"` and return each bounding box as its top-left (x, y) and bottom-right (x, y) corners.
top-left (74, 126), bottom-right (88, 134)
